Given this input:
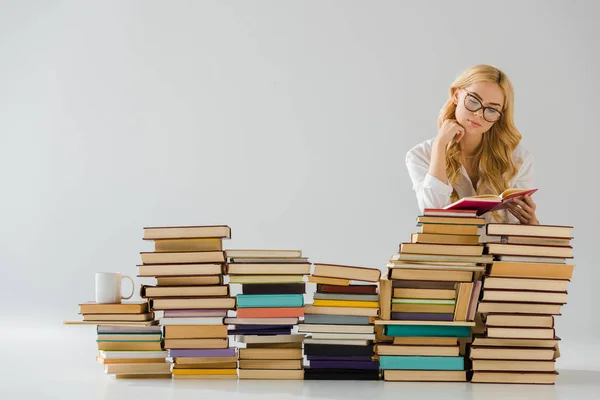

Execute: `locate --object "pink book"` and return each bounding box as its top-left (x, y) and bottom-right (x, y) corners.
top-left (443, 188), bottom-right (538, 215)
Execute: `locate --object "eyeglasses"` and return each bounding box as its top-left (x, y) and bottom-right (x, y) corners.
top-left (463, 91), bottom-right (503, 123)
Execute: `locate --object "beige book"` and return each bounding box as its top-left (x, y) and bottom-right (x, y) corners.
top-left (485, 314), bottom-right (554, 328)
top-left (384, 370), bottom-right (466, 382)
top-left (470, 346), bottom-right (556, 360)
top-left (96, 334), bottom-right (161, 341)
top-left (238, 359), bottom-right (303, 370)
top-left (245, 342), bottom-right (303, 349)
top-left (417, 216), bottom-right (485, 225)
top-left (471, 371), bottom-right (557, 384)
top-left (389, 268), bottom-right (473, 282)
top-left (298, 324), bottom-right (374, 334)
top-left (97, 342), bottom-right (162, 351)
top-left (238, 369), bottom-right (304, 380)
top-left (472, 359), bottom-right (556, 372)
top-left (472, 337), bottom-right (559, 348)
top-left (379, 278), bottom-right (392, 320)
top-left (138, 263), bottom-right (223, 277)
top-left (411, 233), bottom-right (480, 245)
top-left (304, 305), bottom-right (378, 317)
top-left (83, 313), bottom-right (154, 322)
top-left (79, 301), bottom-right (148, 314)
top-left (172, 356), bottom-right (239, 365)
top-left (226, 263), bottom-right (310, 275)
top-left (310, 332), bottom-right (375, 340)
top-left (114, 373), bottom-right (172, 379)
top-left (312, 264), bottom-right (381, 282)
top-left (400, 242), bottom-right (484, 256)
top-left (225, 249), bottom-right (302, 258)
top-left (163, 338), bottom-right (228, 349)
top-left (420, 224), bottom-right (479, 235)
top-left (229, 275), bottom-right (305, 284)
top-left (307, 276), bottom-right (350, 286)
top-left (488, 261), bottom-right (574, 279)
top-left (141, 285), bottom-right (228, 298)
top-left (478, 302), bottom-right (562, 315)
top-left (172, 362), bottom-right (237, 369)
top-left (154, 238), bottom-right (223, 252)
top-left (239, 348), bottom-right (303, 360)
top-left (150, 297), bottom-right (235, 310)
top-left (484, 223), bottom-right (572, 238)
top-left (487, 327), bottom-right (555, 339)
top-left (376, 345), bottom-right (459, 357)
top-left (155, 276), bottom-right (222, 286)
top-left (392, 337), bottom-right (457, 346)
top-left (391, 304), bottom-right (455, 313)
top-left (393, 288), bottom-right (456, 300)
top-left (163, 325), bottom-right (228, 339)
top-left (235, 334), bottom-right (306, 344)
top-left (172, 375), bottom-right (237, 380)
top-left (143, 225), bottom-right (231, 240)
top-left (140, 251), bottom-right (225, 265)
top-left (304, 338), bottom-right (370, 346)
top-left (483, 277), bottom-right (569, 292)
top-left (482, 290), bottom-right (567, 304)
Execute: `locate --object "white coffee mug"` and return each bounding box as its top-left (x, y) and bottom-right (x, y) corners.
top-left (95, 272), bottom-right (135, 304)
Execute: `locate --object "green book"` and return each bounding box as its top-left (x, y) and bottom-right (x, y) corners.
top-left (391, 298), bottom-right (456, 305)
top-left (236, 294), bottom-right (304, 308)
top-left (384, 325), bottom-right (471, 337)
top-left (379, 356), bottom-right (464, 370)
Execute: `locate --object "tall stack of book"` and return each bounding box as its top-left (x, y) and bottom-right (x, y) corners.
top-left (471, 222), bottom-right (574, 385)
top-left (79, 301), bottom-right (170, 378)
top-left (301, 263), bottom-right (381, 380)
top-left (138, 225), bottom-right (237, 380)
top-left (376, 209), bottom-right (492, 382)
top-left (226, 249), bottom-right (311, 380)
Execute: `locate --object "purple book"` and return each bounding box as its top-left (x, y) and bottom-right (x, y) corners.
top-left (168, 348), bottom-right (237, 358)
top-left (229, 329), bottom-right (291, 335)
top-left (391, 312), bottom-right (454, 321)
top-left (229, 324), bottom-right (293, 330)
top-left (306, 355), bottom-right (373, 362)
top-left (308, 360), bottom-right (379, 370)
top-left (164, 309), bottom-right (228, 317)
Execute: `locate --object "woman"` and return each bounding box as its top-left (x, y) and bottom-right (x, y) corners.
top-left (406, 64), bottom-right (538, 225)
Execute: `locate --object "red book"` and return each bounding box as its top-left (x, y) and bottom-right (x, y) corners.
top-left (235, 307), bottom-right (304, 318)
top-left (443, 188), bottom-right (538, 215)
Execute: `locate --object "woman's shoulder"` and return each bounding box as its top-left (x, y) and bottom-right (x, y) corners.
top-left (511, 141), bottom-right (533, 168)
top-left (406, 138), bottom-right (436, 165)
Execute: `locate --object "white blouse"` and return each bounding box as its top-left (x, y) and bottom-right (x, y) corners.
top-left (405, 138), bottom-right (535, 224)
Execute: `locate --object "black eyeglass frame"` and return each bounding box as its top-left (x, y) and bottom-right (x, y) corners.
top-left (463, 90), bottom-right (503, 123)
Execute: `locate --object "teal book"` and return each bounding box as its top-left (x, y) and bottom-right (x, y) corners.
top-left (379, 356), bottom-right (464, 370)
top-left (236, 294), bottom-right (304, 308)
top-left (384, 325), bottom-right (471, 337)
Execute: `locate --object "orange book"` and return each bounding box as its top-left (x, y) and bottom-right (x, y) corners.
top-left (236, 307), bottom-right (305, 318)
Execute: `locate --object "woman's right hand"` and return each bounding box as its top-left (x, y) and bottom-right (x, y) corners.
top-left (435, 119), bottom-right (465, 149)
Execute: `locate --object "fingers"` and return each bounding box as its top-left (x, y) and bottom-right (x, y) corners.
top-left (508, 205), bottom-right (528, 224)
top-left (522, 195), bottom-right (536, 209)
top-left (512, 198), bottom-right (534, 215)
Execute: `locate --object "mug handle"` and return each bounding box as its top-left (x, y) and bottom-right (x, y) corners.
top-left (121, 275), bottom-right (135, 300)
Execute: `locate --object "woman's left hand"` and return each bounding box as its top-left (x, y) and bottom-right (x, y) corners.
top-left (507, 195), bottom-right (539, 225)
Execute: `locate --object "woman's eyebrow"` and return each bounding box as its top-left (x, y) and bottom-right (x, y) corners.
top-left (470, 91), bottom-right (502, 108)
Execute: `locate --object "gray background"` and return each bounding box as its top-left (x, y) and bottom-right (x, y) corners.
top-left (1, 0), bottom-right (597, 368)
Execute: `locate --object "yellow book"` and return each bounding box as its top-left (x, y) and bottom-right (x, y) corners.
top-left (312, 299), bottom-right (379, 308)
top-left (171, 369), bottom-right (237, 375)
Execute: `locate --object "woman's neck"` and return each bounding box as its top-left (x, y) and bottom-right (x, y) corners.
top-left (460, 132), bottom-right (484, 157)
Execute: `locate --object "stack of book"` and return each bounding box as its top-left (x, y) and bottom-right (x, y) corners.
top-left (139, 225), bottom-right (237, 380)
top-left (79, 301), bottom-right (170, 378)
top-left (226, 249), bottom-right (311, 380)
top-left (301, 263), bottom-right (381, 380)
top-left (471, 222), bottom-right (574, 385)
top-left (376, 209), bottom-right (492, 382)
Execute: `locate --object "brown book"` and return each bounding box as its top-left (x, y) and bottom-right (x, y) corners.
top-left (83, 313), bottom-right (154, 322)
top-left (141, 285), bottom-right (229, 298)
top-left (481, 290), bottom-right (567, 304)
top-left (225, 249), bottom-right (302, 258)
top-left (97, 341), bottom-right (162, 351)
top-left (298, 324), bottom-right (374, 334)
top-left (79, 301), bottom-right (148, 315)
top-left (230, 275), bottom-right (305, 284)
top-left (312, 264), bottom-right (382, 282)
top-left (317, 284), bottom-right (377, 294)
top-left (138, 264), bottom-right (223, 277)
top-left (376, 344), bottom-right (459, 357)
top-left (480, 235), bottom-right (572, 247)
top-left (143, 225), bottom-right (231, 240)
top-left (488, 262), bottom-right (574, 280)
top-left (96, 357), bottom-right (166, 365)
top-left (379, 279), bottom-right (392, 320)
top-left (411, 233), bottom-right (480, 245)
top-left (235, 334), bottom-right (305, 344)
top-left (154, 238), bottom-right (223, 252)
top-left (391, 304), bottom-right (454, 313)
top-left (242, 283), bottom-right (306, 295)
top-left (486, 327), bottom-right (555, 339)
top-left (391, 280), bottom-right (457, 290)
top-left (238, 359), bottom-right (303, 370)
top-left (172, 356), bottom-right (239, 365)
top-left (484, 223), bottom-right (573, 238)
top-left (140, 251), bottom-right (226, 265)
top-left (393, 288), bottom-right (456, 299)
top-left (238, 369), bottom-right (304, 380)
top-left (392, 337), bottom-right (457, 346)
top-left (470, 346), bottom-right (556, 360)
top-left (485, 314), bottom-right (554, 328)
top-left (156, 276), bottom-right (222, 286)
top-left (392, 253), bottom-right (493, 264)
top-left (483, 277), bottom-right (569, 292)
top-left (472, 359), bottom-right (556, 372)
top-left (478, 302), bottom-right (562, 315)
top-left (238, 348), bottom-right (303, 360)
top-left (384, 370), bottom-right (466, 382)
top-left (471, 371), bottom-right (557, 384)
top-left (420, 224), bottom-right (479, 235)
top-left (416, 216), bottom-right (485, 225)
top-left (400, 243), bottom-right (484, 256)
top-left (486, 243), bottom-right (573, 258)
top-left (226, 263), bottom-right (311, 275)
top-left (307, 276), bottom-right (350, 286)
top-left (453, 282), bottom-right (473, 321)
top-left (244, 342), bottom-right (303, 349)
top-left (472, 336), bottom-right (559, 348)
top-left (150, 297), bottom-right (235, 310)
top-left (104, 363), bottom-right (171, 375)
top-left (163, 325), bottom-right (228, 339)
top-left (172, 362), bottom-right (237, 369)
top-left (389, 268), bottom-right (473, 282)
top-left (163, 338), bottom-right (228, 349)
top-left (304, 305), bottom-right (378, 317)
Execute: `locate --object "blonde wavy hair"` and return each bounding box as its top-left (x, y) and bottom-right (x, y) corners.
top-left (438, 64), bottom-right (522, 221)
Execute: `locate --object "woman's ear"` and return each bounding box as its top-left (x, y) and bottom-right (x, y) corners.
top-left (452, 90), bottom-right (459, 105)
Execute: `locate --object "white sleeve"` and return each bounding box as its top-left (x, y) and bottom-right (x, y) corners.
top-left (405, 148), bottom-right (454, 212)
top-left (504, 149), bottom-right (535, 223)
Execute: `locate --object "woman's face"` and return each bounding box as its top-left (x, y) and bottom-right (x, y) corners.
top-left (453, 81), bottom-right (504, 135)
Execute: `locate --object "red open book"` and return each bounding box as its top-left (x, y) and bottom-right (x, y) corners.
top-left (443, 188), bottom-right (538, 216)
